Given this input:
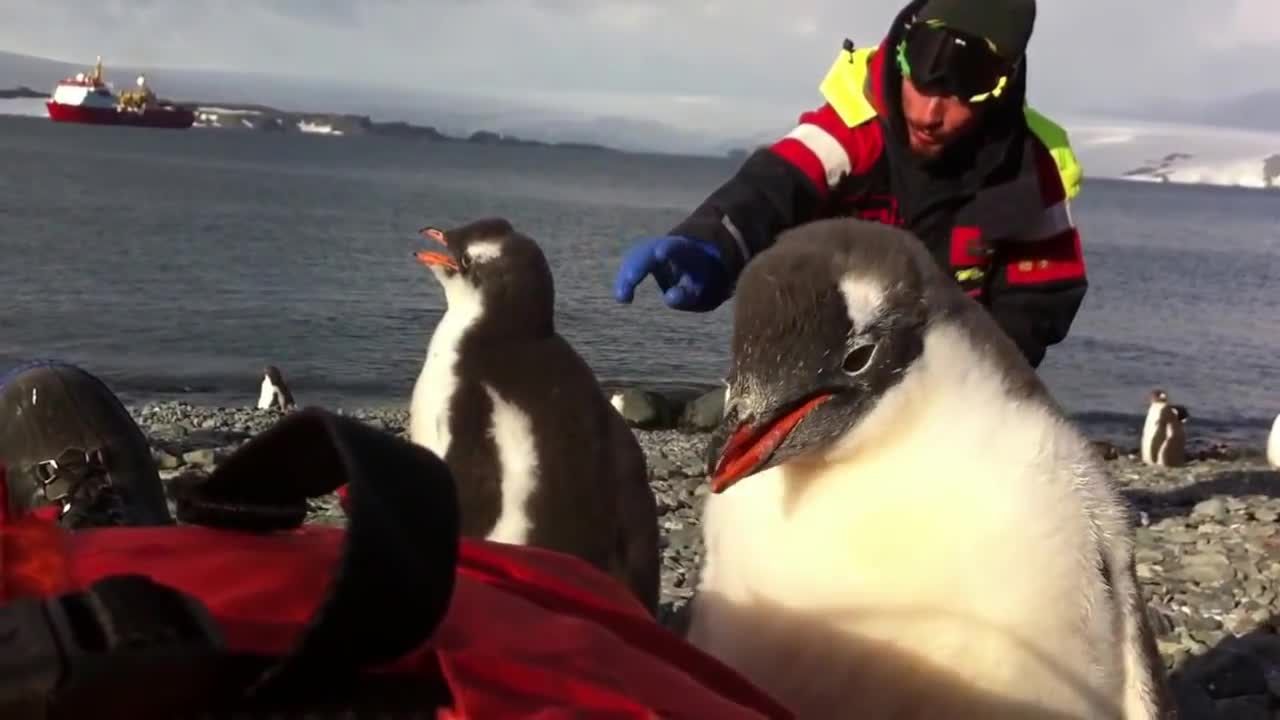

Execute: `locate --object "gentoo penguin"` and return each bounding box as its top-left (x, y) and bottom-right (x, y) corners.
top-left (1140, 389), bottom-right (1169, 465)
top-left (408, 217), bottom-right (660, 615)
top-left (1267, 413), bottom-right (1280, 469)
top-left (256, 365), bottom-right (295, 411)
top-left (686, 218), bottom-right (1174, 719)
top-left (1155, 404), bottom-right (1188, 468)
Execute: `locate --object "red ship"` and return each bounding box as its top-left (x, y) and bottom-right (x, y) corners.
top-left (45, 56), bottom-right (195, 129)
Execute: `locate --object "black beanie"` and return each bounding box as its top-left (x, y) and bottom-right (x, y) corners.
top-left (915, 0), bottom-right (1036, 62)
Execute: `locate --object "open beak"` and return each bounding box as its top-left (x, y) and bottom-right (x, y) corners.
top-left (707, 392), bottom-right (834, 494)
top-left (414, 250), bottom-right (458, 270)
top-left (415, 226), bottom-right (458, 269)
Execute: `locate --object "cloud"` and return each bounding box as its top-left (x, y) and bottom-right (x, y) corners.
top-left (1210, 0), bottom-right (1280, 48)
top-left (0, 0), bottom-right (1274, 145)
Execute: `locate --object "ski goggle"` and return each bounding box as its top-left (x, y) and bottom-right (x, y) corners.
top-left (896, 19), bottom-right (1012, 103)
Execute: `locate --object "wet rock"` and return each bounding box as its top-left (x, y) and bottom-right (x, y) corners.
top-left (609, 388), bottom-right (676, 429)
top-left (679, 388), bottom-right (725, 432)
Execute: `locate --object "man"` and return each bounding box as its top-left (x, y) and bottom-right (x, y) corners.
top-left (613, 0), bottom-right (1086, 369)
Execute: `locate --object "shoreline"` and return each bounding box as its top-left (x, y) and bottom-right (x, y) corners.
top-left (117, 392), bottom-right (1274, 461)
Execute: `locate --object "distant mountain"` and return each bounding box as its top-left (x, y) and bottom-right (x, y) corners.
top-left (0, 85), bottom-right (42, 99)
top-left (1058, 113), bottom-right (1280, 190)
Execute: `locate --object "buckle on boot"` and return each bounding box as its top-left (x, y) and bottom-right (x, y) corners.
top-left (29, 448), bottom-right (110, 518)
top-left (0, 574), bottom-right (225, 719)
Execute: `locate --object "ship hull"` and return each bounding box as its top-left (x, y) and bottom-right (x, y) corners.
top-left (46, 101), bottom-right (195, 129)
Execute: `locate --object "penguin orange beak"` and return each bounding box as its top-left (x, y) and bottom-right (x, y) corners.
top-left (415, 250), bottom-right (458, 270)
top-left (415, 226), bottom-right (457, 269)
top-left (708, 392), bottom-right (835, 493)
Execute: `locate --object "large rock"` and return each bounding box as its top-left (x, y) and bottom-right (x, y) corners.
top-left (609, 388), bottom-right (677, 429)
top-left (679, 388), bottom-right (726, 432)
top-left (1172, 628), bottom-right (1280, 719)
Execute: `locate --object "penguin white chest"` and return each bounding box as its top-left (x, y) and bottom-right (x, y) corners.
top-left (1268, 414), bottom-right (1280, 469)
top-left (256, 376), bottom-right (275, 410)
top-left (691, 420), bottom-right (1109, 718)
top-left (409, 280), bottom-right (484, 457)
top-left (1140, 401), bottom-right (1166, 465)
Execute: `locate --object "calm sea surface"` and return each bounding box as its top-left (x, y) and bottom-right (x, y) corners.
top-left (1, 115), bottom-right (1276, 446)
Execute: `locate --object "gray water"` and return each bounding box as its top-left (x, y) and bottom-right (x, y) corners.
top-left (1, 115), bottom-right (1277, 446)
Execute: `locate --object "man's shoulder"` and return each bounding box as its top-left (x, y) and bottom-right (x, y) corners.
top-left (1022, 106), bottom-right (1083, 201)
top-left (818, 41), bottom-right (882, 128)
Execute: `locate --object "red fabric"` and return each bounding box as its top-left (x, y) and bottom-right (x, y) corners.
top-left (767, 43), bottom-right (887, 199)
top-left (0, 466), bottom-right (74, 603)
top-left (1001, 228), bottom-right (1086, 286)
top-left (0, 509), bottom-right (792, 720)
top-left (768, 104), bottom-right (885, 197)
top-left (995, 139), bottom-right (1087, 287)
top-left (948, 225), bottom-right (987, 267)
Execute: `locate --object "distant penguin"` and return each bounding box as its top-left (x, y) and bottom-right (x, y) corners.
top-left (1155, 404), bottom-right (1188, 468)
top-left (1140, 389), bottom-right (1169, 465)
top-left (408, 217), bottom-right (660, 614)
top-left (256, 365), bottom-right (295, 411)
top-left (1268, 413), bottom-right (1280, 469)
top-left (686, 218), bottom-right (1174, 719)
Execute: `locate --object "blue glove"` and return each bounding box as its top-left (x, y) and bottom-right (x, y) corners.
top-left (613, 235), bottom-right (731, 312)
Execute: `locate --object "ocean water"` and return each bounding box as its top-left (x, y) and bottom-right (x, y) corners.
top-left (1, 115), bottom-right (1277, 446)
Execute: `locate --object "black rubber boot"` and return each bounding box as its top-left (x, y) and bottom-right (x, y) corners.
top-left (0, 360), bottom-right (173, 528)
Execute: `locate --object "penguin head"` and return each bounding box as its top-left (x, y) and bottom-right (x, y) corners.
top-left (1149, 388), bottom-right (1168, 404)
top-left (263, 365), bottom-right (284, 385)
top-left (706, 219), bottom-right (935, 494)
top-left (414, 217), bottom-right (554, 328)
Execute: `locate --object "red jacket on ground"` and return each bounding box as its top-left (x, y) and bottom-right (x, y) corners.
top-left (0, 488), bottom-right (793, 719)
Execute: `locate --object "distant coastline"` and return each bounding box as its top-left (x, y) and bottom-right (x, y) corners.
top-left (6, 82), bottom-right (1280, 189)
top-left (0, 84), bottom-right (753, 159)
top-left (0, 85), bottom-right (44, 99)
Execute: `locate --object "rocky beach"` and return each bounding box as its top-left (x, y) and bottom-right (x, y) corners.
top-left (132, 400), bottom-right (1280, 720)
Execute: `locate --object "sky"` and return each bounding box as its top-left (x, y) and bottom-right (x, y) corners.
top-left (2, 0), bottom-right (1278, 147)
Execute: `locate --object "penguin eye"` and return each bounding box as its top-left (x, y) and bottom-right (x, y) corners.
top-left (842, 344), bottom-right (876, 375)
top-left (459, 254), bottom-right (472, 271)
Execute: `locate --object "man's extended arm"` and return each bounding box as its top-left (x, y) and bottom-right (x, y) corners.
top-left (669, 103), bottom-right (881, 278)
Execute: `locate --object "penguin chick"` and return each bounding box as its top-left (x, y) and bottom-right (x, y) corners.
top-left (1155, 404), bottom-right (1187, 468)
top-left (408, 217), bottom-right (660, 615)
top-left (256, 365), bottom-right (295, 411)
top-left (1268, 413), bottom-right (1280, 469)
top-left (686, 217), bottom-right (1175, 720)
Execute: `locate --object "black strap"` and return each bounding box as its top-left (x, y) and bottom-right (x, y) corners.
top-left (170, 407), bottom-right (462, 700)
top-left (0, 574), bottom-right (227, 720)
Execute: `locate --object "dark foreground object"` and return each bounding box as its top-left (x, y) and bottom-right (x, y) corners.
top-left (0, 360), bottom-right (173, 528)
top-left (0, 406), bottom-right (791, 719)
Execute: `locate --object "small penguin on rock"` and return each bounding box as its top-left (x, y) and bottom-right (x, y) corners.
top-left (1155, 404), bottom-right (1188, 468)
top-left (408, 217), bottom-right (660, 615)
top-left (1140, 389), bottom-right (1170, 466)
top-left (686, 218), bottom-right (1175, 719)
top-left (1267, 413), bottom-right (1280, 469)
top-left (256, 365), bottom-right (295, 411)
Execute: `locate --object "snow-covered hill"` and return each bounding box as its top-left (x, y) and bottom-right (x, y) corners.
top-left (1061, 114), bottom-right (1280, 189)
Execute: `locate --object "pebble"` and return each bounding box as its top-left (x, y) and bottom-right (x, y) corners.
top-left (124, 400), bottom-right (1280, 719)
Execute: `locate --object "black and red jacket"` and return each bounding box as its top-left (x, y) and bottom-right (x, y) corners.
top-left (672, 27), bottom-right (1087, 369)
